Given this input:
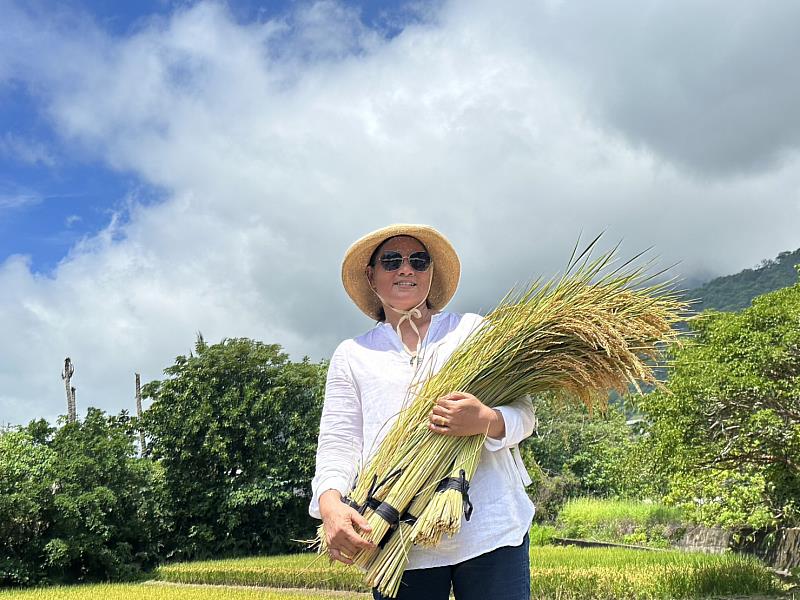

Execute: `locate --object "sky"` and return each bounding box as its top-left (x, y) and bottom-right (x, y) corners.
top-left (1, 0), bottom-right (799, 426)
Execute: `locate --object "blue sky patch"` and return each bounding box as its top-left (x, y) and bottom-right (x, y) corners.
top-left (0, 0), bottom-right (418, 274)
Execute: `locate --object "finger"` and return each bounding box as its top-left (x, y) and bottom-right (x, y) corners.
top-left (428, 409), bottom-right (448, 423)
top-left (431, 406), bottom-right (451, 418)
top-left (437, 398), bottom-right (460, 409)
top-left (329, 548), bottom-right (354, 565)
top-left (341, 523), bottom-right (375, 550)
top-left (428, 422), bottom-right (452, 436)
top-left (430, 415), bottom-right (450, 429)
top-left (429, 414), bottom-right (449, 427)
top-left (337, 537), bottom-right (360, 556)
top-left (349, 510), bottom-right (373, 534)
top-left (345, 529), bottom-right (376, 551)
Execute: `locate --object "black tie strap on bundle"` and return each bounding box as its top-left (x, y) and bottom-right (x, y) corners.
top-left (364, 469), bottom-right (403, 521)
top-left (374, 501), bottom-right (401, 529)
top-left (341, 496), bottom-right (362, 511)
top-left (435, 469), bottom-right (474, 521)
top-left (399, 508), bottom-right (418, 526)
top-left (376, 507), bottom-right (419, 548)
top-left (340, 468), bottom-right (404, 517)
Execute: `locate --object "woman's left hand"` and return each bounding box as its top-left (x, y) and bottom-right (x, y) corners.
top-left (428, 391), bottom-right (505, 438)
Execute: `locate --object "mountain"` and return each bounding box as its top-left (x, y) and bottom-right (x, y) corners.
top-left (688, 247), bottom-right (800, 312)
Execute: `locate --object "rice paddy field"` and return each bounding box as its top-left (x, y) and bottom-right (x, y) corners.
top-left (0, 583), bottom-right (366, 599)
top-left (151, 545), bottom-right (785, 599)
top-left (0, 544), bottom-right (791, 599)
top-left (556, 498), bottom-right (687, 547)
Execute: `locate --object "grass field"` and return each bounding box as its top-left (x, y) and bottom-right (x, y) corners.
top-left (155, 553), bottom-right (364, 591)
top-left (0, 583), bottom-right (365, 599)
top-left (153, 545), bottom-right (783, 599)
top-left (556, 498), bottom-right (686, 547)
top-left (0, 537), bottom-right (787, 599)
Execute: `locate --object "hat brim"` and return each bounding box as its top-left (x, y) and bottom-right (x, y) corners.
top-left (341, 224), bottom-right (461, 321)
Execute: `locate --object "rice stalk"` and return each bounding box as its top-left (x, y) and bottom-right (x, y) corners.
top-left (410, 434), bottom-right (483, 546)
top-left (364, 470), bottom-right (441, 596)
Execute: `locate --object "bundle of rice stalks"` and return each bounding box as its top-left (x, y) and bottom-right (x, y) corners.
top-left (313, 236), bottom-right (691, 597)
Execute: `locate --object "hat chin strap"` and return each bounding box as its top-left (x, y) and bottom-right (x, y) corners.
top-left (369, 263), bottom-right (434, 365)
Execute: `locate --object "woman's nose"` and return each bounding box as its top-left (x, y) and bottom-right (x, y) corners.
top-left (397, 256), bottom-right (415, 274)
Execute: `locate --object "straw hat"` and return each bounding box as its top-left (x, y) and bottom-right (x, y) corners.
top-left (341, 224), bottom-right (461, 320)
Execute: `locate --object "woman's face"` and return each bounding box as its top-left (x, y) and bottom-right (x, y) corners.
top-left (367, 235), bottom-right (432, 312)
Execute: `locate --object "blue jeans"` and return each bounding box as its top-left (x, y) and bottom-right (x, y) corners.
top-left (372, 533), bottom-right (530, 600)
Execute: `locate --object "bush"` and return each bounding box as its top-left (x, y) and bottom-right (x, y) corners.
top-left (0, 411), bottom-right (167, 586)
top-left (0, 426), bottom-right (57, 585)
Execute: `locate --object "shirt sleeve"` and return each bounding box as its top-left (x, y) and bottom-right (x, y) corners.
top-left (308, 342), bottom-right (363, 520)
top-left (483, 394), bottom-right (536, 452)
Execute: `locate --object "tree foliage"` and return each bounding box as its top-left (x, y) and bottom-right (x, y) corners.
top-left (0, 425), bottom-right (57, 585)
top-left (141, 336), bottom-right (326, 559)
top-left (637, 272), bottom-right (800, 528)
top-left (45, 409), bottom-right (168, 581)
top-left (0, 411), bottom-right (165, 586)
top-left (520, 392), bottom-right (651, 521)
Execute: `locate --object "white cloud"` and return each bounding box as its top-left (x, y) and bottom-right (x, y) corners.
top-left (0, 133), bottom-right (56, 166)
top-left (0, 192), bottom-right (41, 210)
top-left (514, 0), bottom-right (800, 176)
top-left (0, 0), bottom-right (799, 425)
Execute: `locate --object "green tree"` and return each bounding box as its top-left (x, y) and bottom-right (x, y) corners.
top-left (637, 273), bottom-right (800, 528)
top-left (520, 393), bottom-right (650, 521)
top-left (0, 412), bottom-right (166, 586)
top-left (45, 409), bottom-right (167, 581)
top-left (0, 425), bottom-right (57, 585)
top-left (141, 337), bottom-right (326, 559)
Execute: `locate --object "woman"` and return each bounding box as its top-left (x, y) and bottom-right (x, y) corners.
top-left (309, 224), bottom-right (536, 600)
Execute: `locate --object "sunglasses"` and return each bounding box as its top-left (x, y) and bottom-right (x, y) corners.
top-left (378, 251), bottom-right (432, 272)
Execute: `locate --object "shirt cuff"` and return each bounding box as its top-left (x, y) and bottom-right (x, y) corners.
top-left (483, 405), bottom-right (525, 452)
top-left (308, 475), bottom-right (352, 520)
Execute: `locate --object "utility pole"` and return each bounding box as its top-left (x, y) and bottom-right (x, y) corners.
top-left (62, 358), bottom-right (76, 423)
top-left (135, 373), bottom-right (145, 455)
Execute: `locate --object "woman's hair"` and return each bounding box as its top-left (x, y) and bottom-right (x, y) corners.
top-left (368, 236), bottom-right (432, 323)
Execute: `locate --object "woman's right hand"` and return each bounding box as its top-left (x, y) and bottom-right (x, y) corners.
top-left (319, 489), bottom-right (377, 565)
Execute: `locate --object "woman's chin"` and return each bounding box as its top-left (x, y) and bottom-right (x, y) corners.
top-left (387, 292), bottom-right (426, 311)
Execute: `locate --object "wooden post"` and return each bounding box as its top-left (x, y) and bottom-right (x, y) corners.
top-left (135, 373), bottom-right (145, 455)
top-left (61, 358), bottom-right (76, 423)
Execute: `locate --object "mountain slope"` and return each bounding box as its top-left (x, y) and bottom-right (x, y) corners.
top-left (689, 247), bottom-right (800, 312)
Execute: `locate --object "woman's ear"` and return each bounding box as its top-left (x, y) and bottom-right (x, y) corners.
top-left (366, 265), bottom-right (374, 288)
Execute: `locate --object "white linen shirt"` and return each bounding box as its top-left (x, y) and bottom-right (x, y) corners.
top-left (309, 311), bottom-right (536, 570)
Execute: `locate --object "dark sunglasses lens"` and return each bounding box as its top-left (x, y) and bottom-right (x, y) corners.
top-left (380, 252), bottom-right (403, 271)
top-left (409, 252), bottom-right (431, 271)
